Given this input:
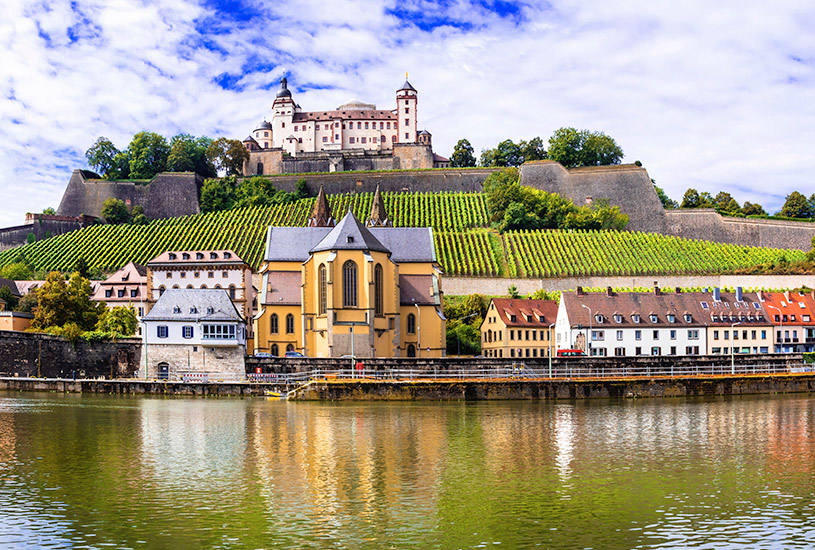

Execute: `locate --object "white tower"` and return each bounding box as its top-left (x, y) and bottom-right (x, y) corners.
top-left (271, 77), bottom-right (295, 149)
top-left (396, 75), bottom-right (417, 144)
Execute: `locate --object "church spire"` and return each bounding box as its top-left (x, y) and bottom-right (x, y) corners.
top-left (366, 185), bottom-right (391, 227)
top-left (308, 185), bottom-right (335, 227)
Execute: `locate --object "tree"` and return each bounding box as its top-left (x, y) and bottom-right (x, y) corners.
top-left (85, 137), bottom-right (122, 179)
top-left (0, 286), bottom-right (19, 310)
top-left (130, 205), bottom-right (148, 225)
top-left (741, 201), bottom-right (767, 216)
top-left (206, 138), bottom-right (250, 176)
top-left (127, 131), bottom-right (170, 179)
top-left (450, 139), bottom-right (476, 167)
top-left (26, 233), bottom-right (35, 244)
top-left (507, 284), bottom-right (520, 298)
top-left (167, 134), bottom-right (217, 177)
top-left (234, 176), bottom-right (277, 208)
top-left (96, 306), bottom-right (138, 336)
top-left (713, 192), bottom-right (741, 215)
top-left (480, 139), bottom-right (524, 167)
top-left (101, 198), bottom-right (131, 224)
top-left (200, 177), bottom-right (237, 213)
top-left (15, 292), bottom-right (37, 313)
top-left (547, 127), bottom-right (623, 167)
top-left (681, 189), bottom-right (700, 208)
top-left (654, 185), bottom-right (678, 209)
top-left (74, 256), bottom-right (90, 279)
top-left (1, 262), bottom-right (33, 280)
top-left (519, 137), bottom-right (547, 162)
top-left (780, 191), bottom-right (812, 219)
top-left (42, 207), bottom-right (56, 215)
top-left (33, 271), bottom-right (103, 331)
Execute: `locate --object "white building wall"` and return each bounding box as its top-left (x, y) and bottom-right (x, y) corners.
top-left (583, 325), bottom-right (706, 357)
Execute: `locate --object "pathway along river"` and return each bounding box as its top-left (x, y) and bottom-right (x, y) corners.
top-left (1, 392), bottom-right (814, 549)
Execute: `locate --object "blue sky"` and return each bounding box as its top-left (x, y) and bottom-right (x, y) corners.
top-left (0, 0), bottom-right (813, 228)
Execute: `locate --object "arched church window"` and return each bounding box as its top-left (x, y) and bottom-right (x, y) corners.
top-left (343, 261), bottom-right (357, 307)
top-left (318, 264), bottom-right (327, 315)
top-left (374, 264), bottom-right (383, 317)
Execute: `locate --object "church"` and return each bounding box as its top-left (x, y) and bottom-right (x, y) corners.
top-left (242, 77), bottom-right (449, 175)
top-left (253, 186), bottom-right (446, 358)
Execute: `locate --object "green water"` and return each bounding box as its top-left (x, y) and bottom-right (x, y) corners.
top-left (1, 393), bottom-right (814, 549)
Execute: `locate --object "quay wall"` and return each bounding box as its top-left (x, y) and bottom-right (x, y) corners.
top-left (0, 331), bottom-right (141, 379)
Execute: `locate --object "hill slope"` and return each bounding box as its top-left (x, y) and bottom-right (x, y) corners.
top-left (0, 191), bottom-right (804, 278)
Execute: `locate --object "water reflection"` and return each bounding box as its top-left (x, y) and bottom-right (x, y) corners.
top-left (0, 393), bottom-right (813, 549)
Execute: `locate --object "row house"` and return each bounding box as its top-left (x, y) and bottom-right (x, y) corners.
top-left (92, 261), bottom-right (147, 317)
top-left (481, 298), bottom-right (559, 359)
top-left (555, 286), bottom-right (773, 357)
top-left (760, 290), bottom-right (815, 353)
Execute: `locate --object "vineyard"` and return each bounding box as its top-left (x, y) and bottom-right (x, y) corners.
top-left (0, 190), bottom-right (804, 278)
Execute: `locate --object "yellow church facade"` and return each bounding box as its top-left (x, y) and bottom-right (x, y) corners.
top-left (254, 187), bottom-right (445, 358)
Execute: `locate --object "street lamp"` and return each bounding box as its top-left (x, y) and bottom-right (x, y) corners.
top-left (765, 303), bottom-right (782, 353)
top-left (581, 304), bottom-right (593, 356)
top-left (548, 322), bottom-right (556, 378)
top-left (458, 312), bottom-right (478, 356)
top-left (730, 321), bottom-right (743, 374)
top-left (415, 303), bottom-right (421, 358)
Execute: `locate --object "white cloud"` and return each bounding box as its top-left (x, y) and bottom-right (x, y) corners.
top-left (0, 0), bottom-right (813, 229)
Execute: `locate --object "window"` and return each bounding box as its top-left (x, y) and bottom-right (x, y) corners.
top-left (196, 253), bottom-right (204, 260)
top-left (591, 347), bottom-right (607, 357)
top-left (714, 330), bottom-right (719, 340)
top-left (180, 272), bottom-right (186, 278)
top-left (357, 122), bottom-right (362, 129)
top-left (650, 314), bottom-right (658, 323)
top-left (168, 253), bottom-right (177, 260)
top-left (343, 261), bottom-right (357, 307)
top-left (392, 135), bottom-right (397, 142)
top-left (117, 289), bottom-right (125, 298)
top-left (130, 289), bottom-right (138, 298)
top-left (167, 272), bottom-right (172, 278)
top-left (374, 264), bottom-right (383, 316)
top-left (405, 132), bottom-right (409, 139)
top-left (361, 137), bottom-right (367, 144)
top-left (684, 314), bottom-right (692, 322)
top-left (387, 122), bottom-right (391, 129)
top-left (635, 347), bottom-right (642, 355)
top-left (595, 314), bottom-right (604, 324)
top-left (632, 314), bottom-right (641, 323)
top-left (380, 122), bottom-right (384, 129)
top-left (510, 330), bottom-right (514, 340)
top-left (667, 314), bottom-right (676, 323)
top-left (591, 330), bottom-right (604, 341)
top-left (203, 324), bottom-right (236, 339)
top-left (157, 326), bottom-right (168, 338)
top-left (194, 272), bottom-right (200, 278)
top-left (670, 346), bottom-right (677, 355)
top-left (318, 264), bottom-right (327, 315)
top-left (182, 253), bottom-right (190, 260)
top-left (286, 314), bottom-right (294, 334)
top-left (270, 314), bottom-right (279, 334)
top-left (653, 330), bottom-right (659, 340)
top-left (651, 347), bottom-right (661, 356)
top-left (404, 119), bottom-right (409, 126)
top-left (182, 326), bottom-right (193, 339)
top-left (208, 272), bottom-right (214, 278)
top-left (407, 313), bottom-right (416, 334)
top-left (229, 285), bottom-right (236, 299)
top-left (322, 136), bottom-right (328, 143)
top-left (635, 330), bottom-right (642, 340)
top-left (613, 314), bottom-right (622, 323)
top-left (407, 344), bottom-right (416, 357)
top-left (349, 137), bottom-right (355, 144)
top-left (405, 107), bottom-right (409, 113)
top-left (365, 122), bottom-right (369, 129)
top-left (688, 329), bottom-right (699, 340)
top-left (670, 330), bottom-right (677, 340)
top-left (159, 285), bottom-right (165, 296)
top-left (616, 330), bottom-right (623, 341)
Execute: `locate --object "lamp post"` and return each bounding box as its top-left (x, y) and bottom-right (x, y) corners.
top-left (765, 303), bottom-right (782, 353)
top-left (415, 303), bottom-right (421, 358)
top-left (548, 322), bottom-right (556, 378)
top-left (458, 313), bottom-right (478, 356)
top-left (581, 304), bottom-right (593, 356)
top-left (730, 321), bottom-right (743, 374)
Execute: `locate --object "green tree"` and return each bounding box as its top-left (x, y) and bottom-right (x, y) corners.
top-left (507, 284), bottom-right (520, 298)
top-left (101, 198), bottom-right (131, 224)
top-left (206, 138), bottom-right (250, 176)
top-left (96, 306), bottom-right (138, 336)
top-left (130, 205), bottom-right (148, 225)
top-left (33, 272), bottom-right (103, 331)
top-left (15, 292), bottom-right (38, 313)
top-left (450, 139), bottom-right (476, 167)
top-left (26, 232), bottom-right (35, 244)
top-left (74, 256), bottom-right (90, 279)
top-left (741, 201), bottom-right (767, 216)
top-left (0, 286), bottom-right (19, 310)
top-left (167, 134), bottom-right (217, 177)
top-left (480, 139), bottom-right (524, 167)
top-left (111, 151), bottom-right (131, 179)
top-left (713, 191), bottom-right (740, 215)
top-left (200, 177), bottom-right (237, 213)
top-left (547, 127), bottom-right (623, 167)
top-left (483, 167), bottom-right (522, 223)
top-left (1, 262), bottom-right (33, 280)
top-left (780, 191), bottom-right (812, 219)
top-left (42, 207), bottom-right (56, 215)
top-left (127, 131), bottom-right (170, 179)
top-left (446, 321), bottom-right (481, 355)
top-left (85, 137), bottom-right (122, 179)
top-left (654, 185), bottom-right (678, 209)
top-left (519, 137), bottom-right (547, 162)
top-left (234, 176), bottom-right (277, 208)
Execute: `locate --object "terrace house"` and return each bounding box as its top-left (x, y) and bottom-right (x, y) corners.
top-left (701, 288), bottom-right (772, 355)
top-left (481, 298), bottom-right (559, 359)
top-left (758, 290), bottom-right (815, 353)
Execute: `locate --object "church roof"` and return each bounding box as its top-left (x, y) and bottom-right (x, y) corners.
top-left (308, 185), bottom-right (335, 227)
top-left (310, 211), bottom-right (390, 254)
top-left (398, 79), bottom-right (416, 92)
top-left (366, 185), bottom-right (391, 227)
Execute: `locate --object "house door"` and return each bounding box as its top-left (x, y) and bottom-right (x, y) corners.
top-left (157, 362), bottom-right (169, 380)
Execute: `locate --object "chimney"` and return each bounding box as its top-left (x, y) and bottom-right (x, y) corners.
top-left (713, 288), bottom-right (721, 301)
top-left (757, 290), bottom-right (764, 302)
top-left (653, 282), bottom-right (661, 296)
top-left (736, 287), bottom-right (743, 302)
top-left (606, 286), bottom-right (613, 297)
top-left (576, 286), bottom-right (584, 296)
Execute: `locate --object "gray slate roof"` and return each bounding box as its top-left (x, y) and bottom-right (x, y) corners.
top-left (263, 214), bottom-right (436, 263)
top-left (310, 211), bottom-right (390, 254)
top-left (144, 289), bottom-right (243, 322)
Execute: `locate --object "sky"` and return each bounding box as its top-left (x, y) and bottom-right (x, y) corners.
top-left (0, 0), bottom-right (813, 228)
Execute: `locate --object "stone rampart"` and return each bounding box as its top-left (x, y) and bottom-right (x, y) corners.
top-left (0, 331), bottom-right (141, 378)
top-left (56, 170), bottom-right (202, 220)
top-left (0, 217), bottom-right (87, 251)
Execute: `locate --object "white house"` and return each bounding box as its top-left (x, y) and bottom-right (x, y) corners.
top-left (556, 286), bottom-right (708, 357)
top-left (141, 289), bottom-right (246, 379)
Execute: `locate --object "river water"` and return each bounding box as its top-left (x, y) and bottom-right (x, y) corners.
top-left (0, 392), bottom-right (814, 549)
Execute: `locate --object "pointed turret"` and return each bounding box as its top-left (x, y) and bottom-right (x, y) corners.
top-left (308, 185), bottom-right (335, 227)
top-left (366, 185), bottom-right (392, 227)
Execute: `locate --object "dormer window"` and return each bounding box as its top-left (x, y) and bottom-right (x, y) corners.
top-left (207, 307), bottom-right (214, 314)
top-left (650, 314), bottom-right (658, 323)
top-left (594, 314), bottom-right (603, 324)
top-left (210, 252), bottom-right (217, 259)
top-left (753, 303), bottom-right (761, 309)
top-left (173, 306), bottom-right (181, 314)
top-left (224, 252), bottom-right (231, 259)
top-left (804, 315), bottom-right (811, 322)
top-left (632, 314), bottom-right (641, 323)
top-left (667, 314), bottom-right (676, 323)
top-left (168, 253), bottom-right (177, 260)
top-left (510, 314), bottom-right (517, 322)
top-left (182, 253), bottom-right (190, 260)
top-left (791, 315), bottom-right (797, 322)
top-left (347, 236), bottom-right (354, 243)
top-left (613, 314), bottom-right (622, 323)
top-left (190, 307), bottom-right (197, 314)
top-left (538, 315), bottom-right (545, 322)
top-left (684, 314), bottom-right (692, 323)
top-left (196, 252), bottom-right (204, 260)
top-left (701, 301), bottom-right (709, 309)
top-left (723, 302), bottom-right (729, 308)
top-left (800, 302), bottom-right (806, 309)
top-left (734, 302), bottom-right (740, 308)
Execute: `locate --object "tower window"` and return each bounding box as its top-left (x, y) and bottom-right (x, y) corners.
top-left (343, 260), bottom-right (358, 307)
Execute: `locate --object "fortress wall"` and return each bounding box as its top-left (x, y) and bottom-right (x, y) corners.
top-left (666, 209), bottom-right (815, 251)
top-left (519, 161), bottom-right (668, 233)
top-left (57, 171), bottom-right (201, 220)
top-left (254, 168), bottom-right (499, 195)
top-left (0, 219), bottom-right (83, 250)
top-left (444, 274), bottom-right (815, 296)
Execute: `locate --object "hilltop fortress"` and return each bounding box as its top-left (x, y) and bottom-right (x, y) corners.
top-left (241, 77), bottom-right (450, 175)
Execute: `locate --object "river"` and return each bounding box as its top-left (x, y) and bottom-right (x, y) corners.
top-left (0, 392), bottom-right (813, 549)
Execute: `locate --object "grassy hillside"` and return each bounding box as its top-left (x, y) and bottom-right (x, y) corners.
top-left (0, 191), bottom-right (804, 278)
